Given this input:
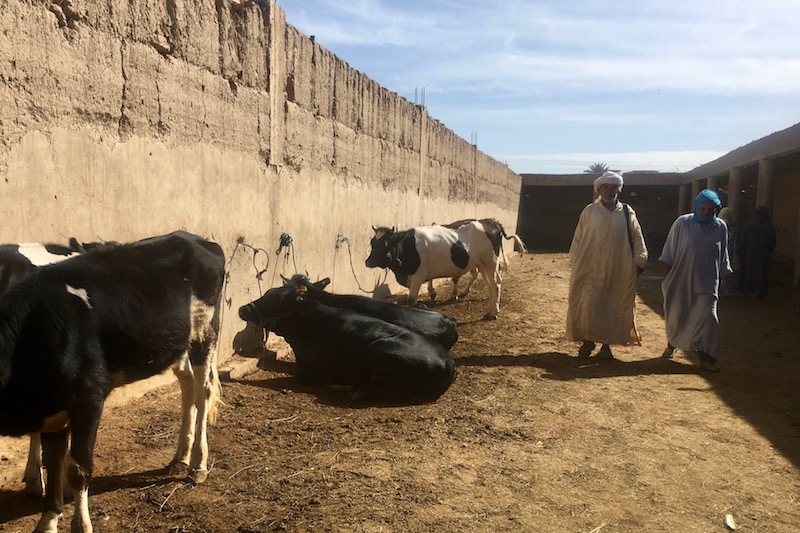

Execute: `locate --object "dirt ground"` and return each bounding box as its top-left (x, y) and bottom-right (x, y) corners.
top-left (1, 252), bottom-right (799, 532)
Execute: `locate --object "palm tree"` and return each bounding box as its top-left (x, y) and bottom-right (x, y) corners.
top-left (584, 162), bottom-right (610, 174)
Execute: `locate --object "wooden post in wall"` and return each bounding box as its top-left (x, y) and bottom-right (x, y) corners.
top-left (267, 0), bottom-right (286, 168)
top-left (728, 166), bottom-right (743, 227)
top-left (678, 183), bottom-right (691, 215)
top-left (418, 105), bottom-right (427, 197)
top-left (691, 179), bottom-right (702, 199)
top-left (756, 158), bottom-right (774, 210)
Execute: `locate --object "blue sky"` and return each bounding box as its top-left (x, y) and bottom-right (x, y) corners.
top-left (277, 0), bottom-right (800, 175)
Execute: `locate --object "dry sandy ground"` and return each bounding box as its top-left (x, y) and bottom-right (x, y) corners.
top-left (1, 252), bottom-right (799, 532)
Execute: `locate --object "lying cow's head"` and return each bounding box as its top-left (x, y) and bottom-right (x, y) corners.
top-left (282, 274), bottom-right (331, 292)
top-left (238, 283), bottom-right (318, 327)
top-left (365, 226), bottom-right (396, 269)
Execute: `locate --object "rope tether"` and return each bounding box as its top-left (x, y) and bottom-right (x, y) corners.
top-left (334, 234), bottom-right (387, 294)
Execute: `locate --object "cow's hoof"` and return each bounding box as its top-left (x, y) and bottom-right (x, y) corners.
top-left (481, 313), bottom-right (498, 321)
top-left (189, 468), bottom-right (208, 485)
top-left (165, 460), bottom-right (189, 477)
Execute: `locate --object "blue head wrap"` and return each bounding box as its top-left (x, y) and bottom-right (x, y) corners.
top-left (693, 189), bottom-right (722, 226)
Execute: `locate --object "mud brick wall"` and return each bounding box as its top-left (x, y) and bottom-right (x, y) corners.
top-left (0, 0), bottom-right (521, 359)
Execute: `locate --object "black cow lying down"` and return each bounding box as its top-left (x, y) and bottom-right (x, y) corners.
top-left (283, 274), bottom-right (459, 349)
top-left (239, 281), bottom-right (456, 403)
top-left (0, 231), bottom-right (224, 533)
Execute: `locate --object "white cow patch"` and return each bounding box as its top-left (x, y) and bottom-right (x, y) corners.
top-left (190, 296), bottom-right (215, 343)
top-left (18, 243), bottom-right (78, 266)
top-left (66, 284), bottom-right (92, 309)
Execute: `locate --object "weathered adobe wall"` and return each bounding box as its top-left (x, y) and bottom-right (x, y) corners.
top-left (0, 0), bottom-right (521, 362)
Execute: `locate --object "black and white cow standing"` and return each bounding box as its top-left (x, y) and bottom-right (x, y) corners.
top-left (365, 219), bottom-right (515, 319)
top-left (434, 218), bottom-right (526, 300)
top-left (283, 274), bottom-right (459, 349)
top-left (0, 231), bottom-right (224, 533)
top-left (0, 242), bottom-right (81, 497)
top-left (239, 282), bottom-right (456, 403)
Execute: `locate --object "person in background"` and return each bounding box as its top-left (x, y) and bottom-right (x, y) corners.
top-left (660, 189), bottom-right (733, 372)
top-left (737, 205), bottom-right (777, 298)
top-left (566, 171), bottom-right (649, 360)
top-left (717, 207), bottom-right (737, 296)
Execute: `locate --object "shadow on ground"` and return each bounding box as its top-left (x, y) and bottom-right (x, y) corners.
top-left (625, 259), bottom-right (800, 470)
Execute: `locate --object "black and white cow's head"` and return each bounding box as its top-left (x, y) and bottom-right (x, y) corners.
top-left (238, 282), bottom-right (318, 327)
top-left (365, 226), bottom-right (398, 269)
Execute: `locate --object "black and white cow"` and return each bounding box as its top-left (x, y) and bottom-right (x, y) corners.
top-left (283, 274), bottom-right (459, 349)
top-left (435, 218), bottom-right (526, 300)
top-left (239, 282), bottom-right (456, 403)
top-left (0, 242), bottom-right (81, 497)
top-left (0, 231), bottom-right (224, 533)
top-left (0, 242), bottom-right (79, 294)
top-left (365, 218), bottom-right (520, 319)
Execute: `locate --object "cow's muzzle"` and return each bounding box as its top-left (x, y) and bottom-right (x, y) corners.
top-left (238, 302), bottom-right (263, 326)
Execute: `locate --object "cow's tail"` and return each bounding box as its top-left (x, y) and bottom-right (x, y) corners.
top-left (502, 232), bottom-right (528, 254)
top-left (494, 231), bottom-right (526, 273)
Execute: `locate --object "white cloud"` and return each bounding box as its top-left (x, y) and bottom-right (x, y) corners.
top-left (277, 1), bottom-right (800, 175)
top-left (448, 54), bottom-right (800, 96)
top-left (505, 150), bottom-right (728, 174)
top-left (284, 0), bottom-right (800, 96)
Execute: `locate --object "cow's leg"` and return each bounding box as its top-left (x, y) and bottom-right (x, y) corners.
top-left (459, 268), bottom-right (480, 298)
top-left (34, 431), bottom-right (68, 533)
top-left (450, 276), bottom-right (461, 301)
top-left (406, 278), bottom-right (423, 307)
top-left (188, 345), bottom-right (220, 484)
top-left (168, 353), bottom-right (196, 477)
top-left (66, 396), bottom-right (104, 533)
top-left (478, 263), bottom-right (500, 319)
top-left (494, 264), bottom-right (503, 310)
top-left (24, 432), bottom-right (44, 497)
top-left (426, 280), bottom-right (437, 302)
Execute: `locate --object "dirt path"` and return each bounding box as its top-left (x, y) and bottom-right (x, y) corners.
top-left (2, 253), bottom-right (799, 532)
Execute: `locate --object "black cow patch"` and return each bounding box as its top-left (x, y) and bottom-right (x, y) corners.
top-left (450, 241), bottom-right (470, 270)
top-left (394, 232), bottom-right (421, 287)
top-left (43, 244), bottom-right (76, 257)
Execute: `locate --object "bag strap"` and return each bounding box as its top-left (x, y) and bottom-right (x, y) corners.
top-left (623, 203), bottom-right (634, 255)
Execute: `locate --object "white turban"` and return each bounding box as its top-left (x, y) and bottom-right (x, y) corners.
top-left (593, 171), bottom-right (624, 192)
